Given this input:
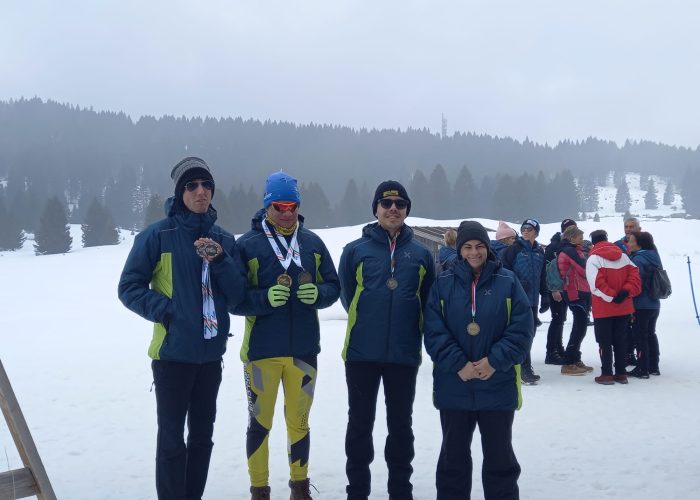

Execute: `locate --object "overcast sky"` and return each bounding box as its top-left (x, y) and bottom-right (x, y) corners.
top-left (1, 0), bottom-right (698, 148)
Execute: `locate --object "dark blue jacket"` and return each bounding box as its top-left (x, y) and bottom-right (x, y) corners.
top-left (630, 249), bottom-right (662, 310)
top-left (339, 223), bottom-right (435, 367)
top-left (439, 245), bottom-right (458, 271)
top-left (501, 237), bottom-right (547, 307)
top-left (232, 209), bottom-right (340, 362)
top-left (424, 258), bottom-right (533, 411)
top-left (489, 240), bottom-right (509, 261)
top-left (118, 197), bottom-right (247, 363)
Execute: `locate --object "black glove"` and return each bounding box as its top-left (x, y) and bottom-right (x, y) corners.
top-left (612, 290), bottom-right (629, 304)
top-left (539, 297), bottom-right (550, 314)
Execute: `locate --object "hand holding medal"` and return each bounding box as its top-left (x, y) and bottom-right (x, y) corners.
top-left (194, 238), bottom-right (222, 262)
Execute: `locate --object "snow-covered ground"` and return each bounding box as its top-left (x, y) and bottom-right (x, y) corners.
top-left (2, 177), bottom-right (700, 499)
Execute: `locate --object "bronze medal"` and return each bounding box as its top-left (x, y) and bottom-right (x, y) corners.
top-left (467, 321), bottom-right (481, 336)
top-left (196, 242), bottom-right (219, 258)
top-left (276, 273), bottom-right (292, 287)
top-left (297, 271), bottom-right (313, 285)
top-left (386, 277), bottom-right (398, 290)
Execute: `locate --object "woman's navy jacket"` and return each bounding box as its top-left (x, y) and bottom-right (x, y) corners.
top-left (338, 223), bottom-right (435, 367)
top-left (424, 258), bottom-right (533, 411)
top-left (630, 249), bottom-right (662, 310)
top-left (232, 209), bottom-right (340, 362)
top-left (118, 198), bottom-right (247, 363)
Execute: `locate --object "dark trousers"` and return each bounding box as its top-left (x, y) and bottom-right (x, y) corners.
top-left (345, 362), bottom-right (418, 500)
top-left (594, 316), bottom-right (630, 376)
top-left (152, 359), bottom-right (222, 500)
top-left (436, 410), bottom-right (520, 500)
top-left (632, 309), bottom-right (660, 373)
top-left (523, 307), bottom-right (538, 369)
top-left (563, 295), bottom-right (590, 365)
top-left (546, 296), bottom-right (567, 353)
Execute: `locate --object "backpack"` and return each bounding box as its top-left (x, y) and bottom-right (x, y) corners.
top-left (546, 255), bottom-right (564, 292)
top-left (648, 267), bottom-right (672, 299)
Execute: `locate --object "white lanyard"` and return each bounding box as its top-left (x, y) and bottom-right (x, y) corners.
top-left (262, 219), bottom-right (302, 271)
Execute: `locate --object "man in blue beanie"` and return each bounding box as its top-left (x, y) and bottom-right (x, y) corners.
top-left (232, 171), bottom-right (340, 500)
top-left (338, 180), bottom-right (434, 500)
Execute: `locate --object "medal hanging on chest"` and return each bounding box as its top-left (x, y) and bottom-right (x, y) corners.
top-left (466, 276), bottom-right (480, 336)
top-left (386, 234), bottom-right (399, 290)
top-left (262, 219), bottom-right (303, 287)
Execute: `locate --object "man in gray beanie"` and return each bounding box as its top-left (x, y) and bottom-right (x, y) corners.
top-left (119, 156), bottom-right (247, 500)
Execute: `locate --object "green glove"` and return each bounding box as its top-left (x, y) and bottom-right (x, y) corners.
top-left (267, 284), bottom-right (290, 307)
top-left (296, 283), bottom-right (319, 305)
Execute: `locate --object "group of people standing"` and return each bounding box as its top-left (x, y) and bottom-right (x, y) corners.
top-left (118, 156), bottom-right (664, 499)
top-left (118, 157), bottom-right (534, 500)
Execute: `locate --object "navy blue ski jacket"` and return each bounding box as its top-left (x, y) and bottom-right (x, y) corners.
top-left (118, 197), bottom-right (247, 363)
top-left (339, 223), bottom-right (435, 367)
top-left (501, 237), bottom-right (547, 307)
top-left (232, 209), bottom-right (340, 362)
top-left (630, 249), bottom-right (662, 310)
top-left (424, 258), bottom-right (533, 411)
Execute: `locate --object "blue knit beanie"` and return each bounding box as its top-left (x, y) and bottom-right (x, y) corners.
top-left (263, 172), bottom-right (301, 208)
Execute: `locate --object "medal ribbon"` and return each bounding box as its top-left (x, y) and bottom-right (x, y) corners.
top-left (470, 275), bottom-right (479, 321)
top-left (388, 235), bottom-right (397, 276)
top-left (262, 219), bottom-right (302, 271)
top-left (202, 261), bottom-right (218, 339)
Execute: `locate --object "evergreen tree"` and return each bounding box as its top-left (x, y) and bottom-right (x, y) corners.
top-left (549, 170), bottom-right (580, 222)
top-left (491, 174), bottom-right (520, 222)
top-left (34, 196), bottom-right (72, 255)
top-left (427, 164), bottom-right (451, 219)
top-left (639, 174), bottom-right (650, 191)
top-left (0, 194), bottom-right (25, 251)
top-left (143, 194), bottom-right (165, 229)
top-left (336, 179), bottom-right (365, 226)
top-left (663, 181), bottom-right (674, 205)
top-left (300, 181), bottom-right (333, 228)
top-left (615, 176), bottom-right (631, 213)
top-left (81, 197), bottom-right (120, 247)
top-left (408, 170), bottom-right (430, 218)
top-left (451, 165), bottom-right (476, 218)
top-left (681, 168), bottom-right (700, 216)
top-left (593, 213), bottom-right (600, 222)
top-left (644, 178), bottom-right (658, 209)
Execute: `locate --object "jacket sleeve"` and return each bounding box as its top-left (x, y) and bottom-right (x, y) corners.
top-left (488, 276), bottom-right (534, 372)
top-left (209, 234), bottom-right (247, 309)
top-left (229, 240), bottom-right (276, 317)
top-left (419, 249), bottom-right (436, 313)
top-left (309, 242), bottom-right (340, 309)
top-left (501, 244), bottom-right (516, 271)
top-left (338, 243), bottom-right (357, 313)
top-left (539, 247), bottom-right (548, 296)
top-left (118, 228), bottom-right (173, 324)
top-left (623, 258), bottom-right (642, 297)
top-left (587, 256), bottom-right (614, 302)
top-left (423, 281), bottom-right (468, 373)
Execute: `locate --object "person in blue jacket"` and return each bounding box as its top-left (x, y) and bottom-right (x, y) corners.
top-left (338, 180), bottom-right (434, 500)
top-left (118, 157), bottom-right (247, 500)
top-left (439, 228), bottom-right (458, 272)
top-left (627, 231), bottom-right (663, 378)
top-left (500, 218), bottom-right (547, 385)
top-left (424, 220), bottom-right (533, 500)
top-left (232, 172), bottom-right (340, 500)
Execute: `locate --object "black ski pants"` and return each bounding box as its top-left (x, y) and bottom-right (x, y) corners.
top-left (546, 295), bottom-right (567, 353)
top-left (436, 409), bottom-right (520, 500)
top-left (523, 307), bottom-right (538, 369)
top-left (345, 361), bottom-right (418, 500)
top-left (152, 359), bottom-right (222, 500)
top-left (632, 309), bottom-right (660, 373)
top-left (594, 315), bottom-right (630, 376)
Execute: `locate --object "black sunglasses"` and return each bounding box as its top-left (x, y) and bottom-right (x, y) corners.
top-left (184, 180), bottom-right (214, 192)
top-left (379, 198), bottom-right (408, 210)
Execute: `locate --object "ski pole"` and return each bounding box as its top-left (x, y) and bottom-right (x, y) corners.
top-left (688, 256), bottom-right (700, 326)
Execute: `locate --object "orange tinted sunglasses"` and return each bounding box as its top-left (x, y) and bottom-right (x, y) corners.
top-left (271, 201), bottom-right (298, 212)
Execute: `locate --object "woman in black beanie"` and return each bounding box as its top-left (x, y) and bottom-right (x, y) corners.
top-left (424, 221), bottom-right (534, 500)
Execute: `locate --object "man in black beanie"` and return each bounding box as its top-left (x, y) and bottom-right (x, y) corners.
top-left (119, 156), bottom-right (246, 500)
top-left (338, 180), bottom-right (433, 500)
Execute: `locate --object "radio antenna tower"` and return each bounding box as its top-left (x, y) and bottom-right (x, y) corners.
top-left (441, 113), bottom-right (448, 139)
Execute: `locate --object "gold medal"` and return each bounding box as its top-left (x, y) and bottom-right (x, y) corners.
top-left (276, 273), bottom-right (292, 287)
top-left (467, 321), bottom-right (480, 336)
top-left (297, 271), bottom-right (313, 285)
top-left (386, 277), bottom-right (398, 290)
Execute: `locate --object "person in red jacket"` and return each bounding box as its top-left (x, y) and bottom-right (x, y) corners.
top-left (585, 230), bottom-right (642, 385)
